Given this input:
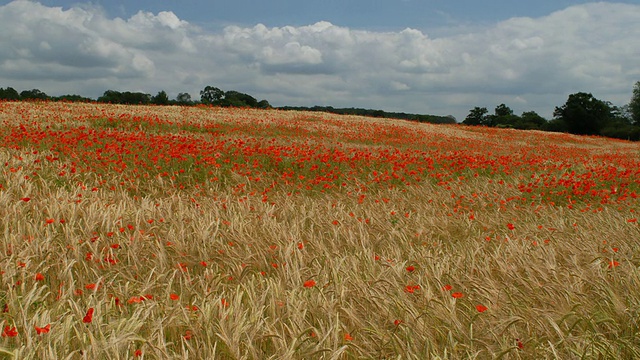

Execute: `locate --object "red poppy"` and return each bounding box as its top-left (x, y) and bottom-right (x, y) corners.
top-left (442, 284), bottom-right (452, 291)
top-left (406, 265), bottom-right (415, 272)
top-left (170, 293), bottom-right (180, 301)
top-left (404, 285), bottom-right (420, 293)
top-left (303, 279), bottom-right (316, 288)
top-left (35, 273), bottom-right (45, 281)
top-left (608, 260), bottom-right (620, 268)
top-left (344, 333), bottom-right (353, 341)
top-left (1, 326), bottom-right (17, 337)
top-left (83, 308), bottom-right (94, 323)
top-left (507, 223), bottom-right (515, 230)
top-left (475, 304), bottom-right (488, 313)
top-left (21, 197), bottom-right (30, 202)
top-left (183, 330), bottom-right (193, 340)
top-left (134, 349), bottom-right (142, 357)
top-left (452, 292), bottom-right (464, 299)
top-left (394, 319), bottom-right (402, 326)
top-left (35, 324), bottom-right (50, 335)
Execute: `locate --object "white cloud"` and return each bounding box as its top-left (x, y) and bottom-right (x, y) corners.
top-left (0, 1), bottom-right (639, 121)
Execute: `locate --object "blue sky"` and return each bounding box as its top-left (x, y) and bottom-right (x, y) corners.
top-left (1, 0), bottom-right (639, 120)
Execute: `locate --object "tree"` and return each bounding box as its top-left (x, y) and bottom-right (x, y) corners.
top-left (222, 91), bottom-right (258, 108)
top-left (462, 107), bottom-right (488, 126)
top-left (519, 111), bottom-right (547, 129)
top-left (257, 99), bottom-right (271, 109)
top-left (553, 92), bottom-right (612, 135)
top-left (0, 87), bottom-right (20, 100)
top-left (200, 86), bottom-right (224, 104)
top-left (152, 90), bottom-right (169, 105)
top-left (20, 89), bottom-right (48, 101)
top-left (176, 92), bottom-right (192, 105)
top-left (630, 81), bottom-right (640, 126)
top-left (494, 103), bottom-right (513, 117)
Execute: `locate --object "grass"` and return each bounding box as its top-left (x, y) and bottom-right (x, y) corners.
top-left (0, 101), bottom-right (638, 359)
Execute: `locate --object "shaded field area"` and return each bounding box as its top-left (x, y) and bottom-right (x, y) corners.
top-left (0, 102), bottom-right (639, 358)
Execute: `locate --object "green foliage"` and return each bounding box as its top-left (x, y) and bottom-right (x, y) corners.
top-left (54, 94), bottom-right (93, 102)
top-left (463, 106), bottom-right (489, 125)
top-left (152, 90), bottom-right (170, 105)
top-left (176, 92), bottom-right (192, 105)
top-left (20, 88), bottom-right (48, 100)
top-left (281, 106), bottom-right (456, 124)
top-left (200, 86), bottom-right (224, 104)
top-left (97, 90), bottom-right (151, 104)
top-left (553, 92), bottom-right (612, 135)
top-left (630, 81), bottom-right (640, 126)
top-left (0, 87), bottom-right (20, 100)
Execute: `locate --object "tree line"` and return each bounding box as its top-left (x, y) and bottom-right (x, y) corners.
top-left (277, 106), bottom-right (456, 124)
top-left (462, 81), bottom-right (640, 141)
top-left (2, 83), bottom-right (640, 139)
top-left (0, 86), bottom-right (272, 109)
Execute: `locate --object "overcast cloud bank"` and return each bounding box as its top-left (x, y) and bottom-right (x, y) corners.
top-left (1, 1), bottom-right (639, 120)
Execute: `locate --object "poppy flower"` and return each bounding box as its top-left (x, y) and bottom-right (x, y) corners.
top-left (21, 197), bottom-right (30, 202)
top-left (134, 349), bottom-right (142, 357)
top-left (1, 326), bottom-right (17, 337)
top-left (507, 223), bottom-right (515, 230)
top-left (183, 330), bottom-right (193, 340)
top-left (170, 293), bottom-right (180, 301)
top-left (35, 273), bottom-right (45, 281)
top-left (344, 333), bottom-right (353, 341)
top-left (35, 324), bottom-right (50, 335)
top-left (452, 292), bottom-right (464, 299)
top-left (82, 308), bottom-right (94, 323)
top-left (608, 260), bottom-right (620, 268)
top-left (475, 304), bottom-right (488, 313)
top-left (303, 280), bottom-right (316, 288)
top-left (406, 265), bottom-right (415, 272)
top-left (442, 284), bottom-right (452, 291)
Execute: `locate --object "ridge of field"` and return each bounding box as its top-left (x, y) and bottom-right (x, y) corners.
top-left (0, 101), bottom-right (639, 359)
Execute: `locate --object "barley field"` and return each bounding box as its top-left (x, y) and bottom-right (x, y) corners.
top-left (0, 101), bottom-right (639, 359)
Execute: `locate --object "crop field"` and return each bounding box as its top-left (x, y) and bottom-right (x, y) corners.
top-left (0, 101), bottom-right (639, 359)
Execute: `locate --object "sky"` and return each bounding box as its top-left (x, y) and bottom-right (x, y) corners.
top-left (1, 0), bottom-right (639, 121)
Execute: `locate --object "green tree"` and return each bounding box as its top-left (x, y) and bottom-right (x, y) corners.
top-left (257, 99), bottom-right (271, 109)
top-left (20, 89), bottom-right (48, 100)
top-left (553, 92), bottom-right (612, 135)
top-left (630, 81), bottom-right (640, 126)
top-left (222, 91), bottom-right (258, 108)
top-left (0, 87), bottom-right (20, 100)
top-left (462, 107), bottom-right (489, 126)
top-left (519, 111), bottom-right (547, 129)
top-left (152, 90), bottom-right (169, 105)
top-left (494, 103), bottom-right (513, 117)
top-left (200, 86), bottom-right (224, 104)
top-left (176, 92), bottom-right (192, 105)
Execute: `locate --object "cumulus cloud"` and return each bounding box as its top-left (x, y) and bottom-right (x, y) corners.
top-left (0, 1), bottom-right (639, 120)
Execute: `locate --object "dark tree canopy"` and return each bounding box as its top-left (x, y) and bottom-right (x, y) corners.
top-left (200, 86), bottom-right (224, 104)
top-left (152, 90), bottom-right (170, 105)
top-left (20, 88), bottom-right (48, 100)
top-left (462, 107), bottom-right (489, 126)
top-left (630, 81), bottom-right (640, 126)
top-left (0, 87), bottom-right (20, 100)
top-left (553, 92), bottom-right (612, 135)
top-left (176, 92), bottom-right (192, 105)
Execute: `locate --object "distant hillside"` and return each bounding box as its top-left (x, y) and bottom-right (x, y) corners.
top-left (278, 105), bottom-right (457, 124)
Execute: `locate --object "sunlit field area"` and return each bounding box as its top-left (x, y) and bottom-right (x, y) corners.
top-left (0, 101), bottom-right (639, 359)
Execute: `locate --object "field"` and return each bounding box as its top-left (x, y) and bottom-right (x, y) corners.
top-left (0, 101), bottom-right (639, 359)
